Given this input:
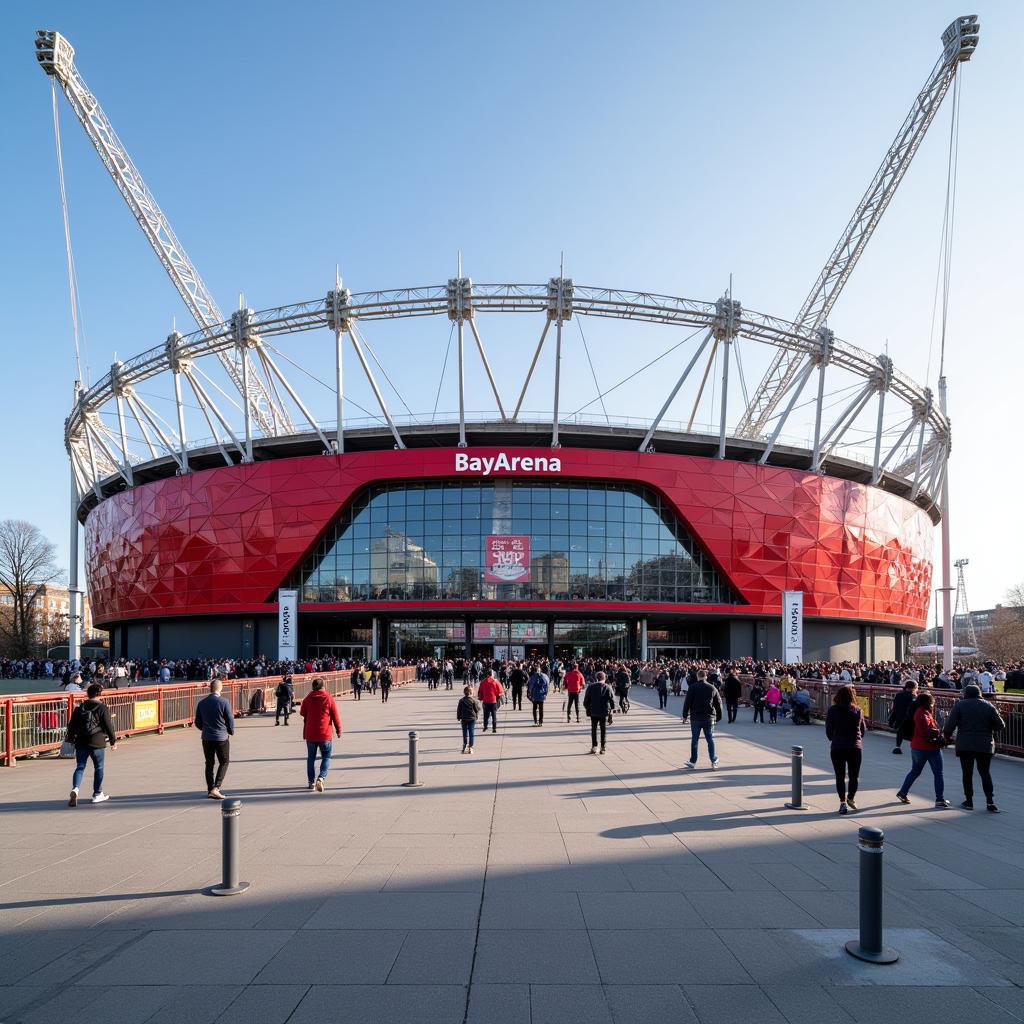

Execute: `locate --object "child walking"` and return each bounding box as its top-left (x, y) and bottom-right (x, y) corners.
top-left (457, 685), bottom-right (482, 754)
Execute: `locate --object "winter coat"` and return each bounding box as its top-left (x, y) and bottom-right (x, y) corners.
top-left (457, 695), bottom-right (482, 722)
top-left (300, 689), bottom-right (342, 742)
top-left (528, 672), bottom-right (549, 702)
top-left (67, 699), bottom-right (117, 750)
top-left (583, 681), bottom-right (616, 719)
top-left (682, 681), bottom-right (723, 724)
top-left (943, 687), bottom-right (1005, 754)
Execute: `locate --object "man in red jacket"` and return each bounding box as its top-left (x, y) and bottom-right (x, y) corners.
top-left (477, 671), bottom-right (504, 734)
top-left (563, 662), bottom-right (585, 723)
top-left (300, 679), bottom-right (342, 792)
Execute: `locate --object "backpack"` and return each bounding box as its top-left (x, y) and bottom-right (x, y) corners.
top-left (71, 704), bottom-right (103, 743)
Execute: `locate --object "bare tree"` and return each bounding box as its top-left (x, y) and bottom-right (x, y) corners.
top-left (0, 520), bottom-right (63, 658)
top-left (1005, 580), bottom-right (1024, 610)
top-left (982, 606), bottom-right (1024, 665)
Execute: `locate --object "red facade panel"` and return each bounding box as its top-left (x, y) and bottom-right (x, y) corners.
top-left (84, 447), bottom-right (933, 629)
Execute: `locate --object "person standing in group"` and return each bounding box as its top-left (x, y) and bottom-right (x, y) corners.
top-left (380, 664), bottom-right (392, 703)
top-left (457, 685), bottom-right (482, 754)
top-left (351, 664), bottom-right (363, 700)
top-left (655, 668), bottom-right (670, 709)
top-left (299, 678), bottom-right (341, 791)
top-left (584, 670), bottom-right (616, 754)
top-left (477, 669), bottom-right (504, 734)
top-left (194, 679), bottom-right (235, 800)
top-left (896, 691), bottom-right (950, 808)
top-left (887, 678), bottom-right (918, 755)
top-left (943, 683), bottom-right (1005, 812)
top-left (722, 668), bottom-right (742, 723)
top-left (509, 662), bottom-right (527, 711)
top-left (66, 682), bottom-right (117, 806)
top-left (682, 668), bottom-right (723, 769)
top-left (750, 678), bottom-right (766, 723)
top-left (528, 664), bottom-right (549, 726)
top-left (275, 673), bottom-right (294, 725)
top-left (825, 684), bottom-right (865, 815)
top-left (765, 679), bottom-right (782, 723)
top-left (564, 662), bottom-right (586, 722)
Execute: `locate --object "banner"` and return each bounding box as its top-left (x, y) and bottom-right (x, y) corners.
top-left (484, 535), bottom-right (531, 583)
top-left (278, 588), bottom-right (298, 659)
top-left (782, 590), bottom-right (803, 664)
top-left (133, 700), bottom-right (158, 729)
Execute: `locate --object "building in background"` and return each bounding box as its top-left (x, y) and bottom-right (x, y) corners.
top-left (0, 582), bottom-right (103, 656)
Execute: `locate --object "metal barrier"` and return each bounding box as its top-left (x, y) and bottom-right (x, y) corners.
top-left (2, 666), bottom-right (416, 766)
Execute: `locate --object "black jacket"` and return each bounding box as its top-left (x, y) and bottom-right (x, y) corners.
top-left (583, 681), bottom-right (616, 719)
top-left (682, 681), bottom-right (723, 724)
top-left (943, 689), bottom-right (1005, 754)
top-left (722, 674), bottom-right (742, 700)
top-left (67, 699), bottom-right (116, 749)
top-left (888, 689), bottom-right (917, 728)
top-left (456, 695), bottom-right (482, 722)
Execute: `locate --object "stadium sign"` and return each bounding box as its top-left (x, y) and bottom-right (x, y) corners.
top-left (455, 452), bottom-right (562, 475)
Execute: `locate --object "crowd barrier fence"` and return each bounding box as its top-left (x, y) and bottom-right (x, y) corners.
top-left (1, 667), bottom-right (416, 767)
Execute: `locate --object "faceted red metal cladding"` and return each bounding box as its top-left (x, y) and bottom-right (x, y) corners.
top-left (84, 447), bottom-right (933, 628)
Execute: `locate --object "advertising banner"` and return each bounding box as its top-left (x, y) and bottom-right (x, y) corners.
top-left (484, 535), bottom-right (531, 583)
top-left (278, 588), bottom-right (298, 659)
top-left (133, 700), bottom-right (158, 730)
top-left (782, 590), bottom-right (803, 664)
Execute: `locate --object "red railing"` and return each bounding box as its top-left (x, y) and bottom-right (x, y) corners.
top-left (1, 667), bottom-right (416, 767)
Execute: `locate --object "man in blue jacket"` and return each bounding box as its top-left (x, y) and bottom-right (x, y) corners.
top-left (528, 665), bottom-right (550, 727)
top-left (194, 679), bottom-right (235, 799)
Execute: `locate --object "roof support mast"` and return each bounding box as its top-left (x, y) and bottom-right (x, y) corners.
top-left (36, 29), bottom-right (293, 439)
top-left (735, 15), bottom-right (979, 440)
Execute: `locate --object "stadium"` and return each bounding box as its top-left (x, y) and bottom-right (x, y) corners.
top-left (38, 18), bottom-right (978, 667)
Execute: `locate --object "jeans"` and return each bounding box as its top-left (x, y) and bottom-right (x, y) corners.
top-left (483, 703), bottom-right (498, 732)
top-left (306, 740), bottom-right (332, 784)
top-left (202, 739), bottom-right (230, 791)
top-left (830, 748), bottom-right (862, 802)
top-left (590, 717), bottom-right (607, 749)
top-left (959, 751), bottom-right (994, 802)
top-left (461, 720), bottom-right (476, 748)
top-left (899, 748), bottom-right (944, 800)
top-left (532, 700), bottom-right (544, 725)
top-left (689, 721), bottom-right (716, 764)
top-left (725, 699), bottom-right (738, 723)
top-left (567, 692), bottom-right (581, 720)
top-left (658, 690), bottom-right (668, 708)
top-left (275, 699), bottom-right (290, 724)
top-left (72, 746), bottom-right (105, 794)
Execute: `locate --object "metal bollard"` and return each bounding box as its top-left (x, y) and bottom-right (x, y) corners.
top-left (784, 745), bottom-right (808, 809)
top-left (210, 799), bottom-right (251, 896)
top-left (845, 826), bottom-right (899, 963)
top-left (402, 730), bottom-right (424, 788)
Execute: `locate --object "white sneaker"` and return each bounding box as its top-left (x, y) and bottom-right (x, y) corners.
top-left (684, 761), bottom-right (696, 770)
top-left (711, 760), bottom-right (720, 770)
top-left (315, 777), bottom-right (325, 792)
top-left (590, 746), bottom-right (598, 754)
top-left (91, 792), bottom-right (109, 804)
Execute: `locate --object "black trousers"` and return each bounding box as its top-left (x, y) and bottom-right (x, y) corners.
top-left (658, 690), bottom-right (668, 708)
top-left (202, 739), bottom-right (230, 791)
top-left (511, 686), bottom-right (523, 710)
top-left (532, 700), bottom-right (544, 725)
top-left (567, 692), bottom-right (581, 720)
top-left (726, 699), bottom-right (738, 723)
top-left (353, 686), bottom-right (362, 700)
top-left (830, 748), bottom-right (862, 802)
top-left (959, 752), bottom-right (994, 802)
top-left (381, 686), bottom-right (390, 703)
top-left (753, 704), bottom-right (764, 722)
top-left (275, 699), bottom-right (290, 724)
top-left (590, 717), bottom-right (607, 749)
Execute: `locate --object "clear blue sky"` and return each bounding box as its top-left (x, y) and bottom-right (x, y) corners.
top-left (1, 1), bottom-right (1021, 613)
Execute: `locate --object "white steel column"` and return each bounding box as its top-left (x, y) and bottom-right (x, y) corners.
top-left (457, 316), bottom-right (467, 446)
top-left (335, 322), bottom-right (344, 453)
top-left (549, 272), bottom-right (572, 448)
top-left (809, 329), bottom-right (834, 471)
top-left (68, 383), bottom-right (82, 663)
top-left (938, 375), bottom-right (953, 670)
top-left (371, 617), bottom-right (379, 661)
top-left (638, 330), bottom-right (713, 451)
top-left (640, 618), bottom-right (648, 662)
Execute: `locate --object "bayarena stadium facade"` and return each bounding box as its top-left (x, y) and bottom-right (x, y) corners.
top-left (40, 20), bottom-right (977, 667)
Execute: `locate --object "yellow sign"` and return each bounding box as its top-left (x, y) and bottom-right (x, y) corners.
top-left (134, 700), bottom-right (159, 729)
top-left (855, 695), bottom-right (870, 717)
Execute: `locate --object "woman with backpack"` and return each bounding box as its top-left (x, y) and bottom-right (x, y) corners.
top-left (457, 685), bottom-right (482, 754)
top-left (896, 691), bottom-right (951, 808)
top-left (66, 683), bottom-right (117, 806)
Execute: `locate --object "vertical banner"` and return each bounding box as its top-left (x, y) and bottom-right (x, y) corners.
top-left (782, 590), bottom-right (803, 664)
top-left (278, 588), bottom-right (298, 659)
top-left (484, 535), bottom-right (531, 583)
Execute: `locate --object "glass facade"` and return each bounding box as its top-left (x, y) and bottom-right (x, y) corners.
top-left (293, 480), bottom-right (734, 605)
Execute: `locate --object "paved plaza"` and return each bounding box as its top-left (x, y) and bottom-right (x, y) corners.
top-left (2, 684), bottom-right (1023, 1024)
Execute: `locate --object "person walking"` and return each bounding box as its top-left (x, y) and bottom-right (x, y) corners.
top-left (765, 680), bottom-right (782, 723)
top-left (825, 684), bottom-right (865, 814)
top-left (887, 678), bottom-right (918, 755)
top-left (66, 682), bottom-right (117, 806)
top-left (655, 669), bottom-right (670, 709)
top-left (194, 679), bottom-right (235, 800)
top-left (682, 669), bottom-right (723, 769)
top-left (750, 678), bottom-right (766, 723)
top-left (380, 664), bottom-right (392, 703)
top-left (299, 679), bottom-right (341, 791)
top-left (896, 691), bottom-right (950, 808)
top-left (457, 685), bottom-right (482, 754)
top-left (509, 662), bottom-right (527, 711)
top-left (942, 683), bottom-right (1005, 812)
top-left (528, 664), bottom-right (549, 726)
top-left (722, 669), bottom-right (742, 723)
top-left (613, 664), bottom-right (631, 713)
top-left (583, 670), bottom-right (616, 754)
top-left (351, 664), bottom-right (363, 700)
top-left (275, 673), bottom-right (294, 725)
top-left (477, 670), bottom-right (504, 734)
top-left (564, 662), bottom-right (586, 722)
